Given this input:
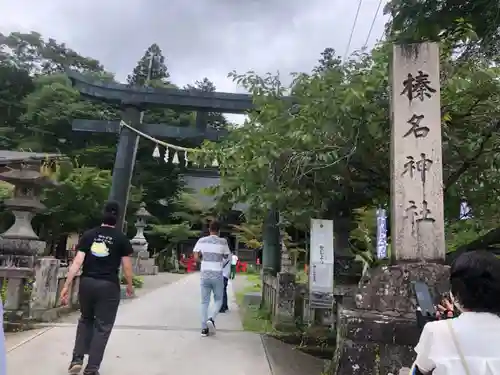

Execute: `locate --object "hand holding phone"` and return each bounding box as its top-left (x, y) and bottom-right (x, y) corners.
top-left (436, 296), bottom-right (456, 319)
top-left (412, 281), bottom-right (437, 329)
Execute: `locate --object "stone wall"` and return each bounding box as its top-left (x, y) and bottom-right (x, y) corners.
top-left (31, 257), bottom-right (81, 321)
top-left (261, 271), bottom-right (359, 330)
top-left (330, 263), bottom-right (449, 375)
top-left (1, 256), bottom-right (81, 328)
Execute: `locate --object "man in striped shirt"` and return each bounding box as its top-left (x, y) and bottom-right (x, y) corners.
top-left (193, 220), bottom-right (231, 336)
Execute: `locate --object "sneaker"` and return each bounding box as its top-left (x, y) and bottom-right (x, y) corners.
top-left (68, 361), bottom-right (83, 374)
top-left (201, 328), bottom-right (209, 337)
top-left (207, 318), bottom-right (216, 335)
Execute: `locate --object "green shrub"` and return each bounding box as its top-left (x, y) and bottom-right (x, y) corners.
top-left (1, 279), bottom-right (7, 303)
top-left (121, 275), bottom-right (144, 288)
top-left (245, 264), bottom-right (258, 274)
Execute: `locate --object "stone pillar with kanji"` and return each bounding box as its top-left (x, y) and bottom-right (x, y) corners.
top-left (331, 43), bottom-right (450, 375)
top-left (392, 44), bottom-right (445, 262)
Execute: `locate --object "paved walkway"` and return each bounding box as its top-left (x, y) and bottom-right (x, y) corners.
top-left (7, 273), bottom-right (272, 375)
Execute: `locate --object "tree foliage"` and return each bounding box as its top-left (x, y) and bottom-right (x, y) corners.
top-left (0, 31), bottom-right (104, 74)
top-left (127, 43), bottom-right (170, 87)
top-left (385, 0), bottom-right (500, 60)
top-left (147, 191), bottom-right (208, 254)
top-left (185, 78), bottom-right (229, 130)
top-left (200, 41), bottom-right (500, 250)
top-left (2, 24), bottom-right (499, 259)
top-left (0, 30), bottom-right (228, 256)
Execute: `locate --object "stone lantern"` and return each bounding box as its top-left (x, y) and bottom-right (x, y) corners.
top-left (0, 151), bottom-right (64, 319)
top-left (0, 155), bottom-right (59, 268)
top-left (130, 202), bottom-right (152, 255)
top-left (129, 202), bottom-right (157, 275)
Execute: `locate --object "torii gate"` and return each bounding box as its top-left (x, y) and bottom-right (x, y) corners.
top-left (67, 70), bottom-right (287, 274)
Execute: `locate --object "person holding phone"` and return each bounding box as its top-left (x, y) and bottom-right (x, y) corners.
top-left (60, 201), bottom-right (134, 375)
top-left (411, 250), bottom-right (500, 375)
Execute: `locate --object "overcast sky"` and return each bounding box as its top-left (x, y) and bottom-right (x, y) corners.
top-left (1, 0), bottom-right (388, 86)
top-left (2, 0), bottom-right (388, 121)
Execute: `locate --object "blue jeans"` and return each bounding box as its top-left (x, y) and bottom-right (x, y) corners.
top-left (200, 276), bottom-right (224, 329)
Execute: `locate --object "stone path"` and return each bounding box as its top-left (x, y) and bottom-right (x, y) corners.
top-left (7, 273), bottom-right (272, 375)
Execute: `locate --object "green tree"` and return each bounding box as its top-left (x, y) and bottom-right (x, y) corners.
top-left (313, 47), bottom-right (341, 74)
top-left (19, 73), bottom-right (118, 169)
top-left (0, 62), bottom-right (34, 149)
top-left (385, 0), bottom-right (500, 59)
top-left (147, 192), bottom-right (208, 270)
top-left (126, 45), bottom-right (181, 229)
top-left (0, 31), bottom-right (104, 74)
top-left (185, 78), bottom-right (229, 130)
top-left (41, 166), bottom-right (114, 235)
top-left (199, 42), bottom-right (500, 252)
top-left (38, 165), bottom-right (142, 256)
top-left (127, 43), bottom-right (170, 86)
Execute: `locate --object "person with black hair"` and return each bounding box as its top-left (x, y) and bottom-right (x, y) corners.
top-left (60, 201), bottom-right (135, 375)
top-left (411, 250), bottom-right (500, 375)
top-left (193, 220), bottom-right (231, 336)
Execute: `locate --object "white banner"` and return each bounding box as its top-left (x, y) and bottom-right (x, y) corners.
top-left (376, 208), bottom-right (388, 259)
top-left (309, 219), bottom-right (334, 309)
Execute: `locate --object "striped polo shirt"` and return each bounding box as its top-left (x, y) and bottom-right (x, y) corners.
top-left (193, 235), bottom-right (231, 279)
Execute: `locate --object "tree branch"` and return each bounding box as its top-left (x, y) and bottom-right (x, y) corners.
top-left (444, 120), bottom-right (500, 192)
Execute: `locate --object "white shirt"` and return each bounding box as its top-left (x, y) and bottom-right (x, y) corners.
top-left (231, 254), bottom-right (239, 265)
top-left (193, 235), bottom-right (231, 279)
top-left (414, 312), bottom-right (500, 375)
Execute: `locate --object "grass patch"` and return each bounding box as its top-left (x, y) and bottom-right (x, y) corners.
top-left (245, 273), bottom-right (261, 289)
top-left (120, 275), bottom-right (144, 288)
top-left (235, 274), bottom-right (273, 333)
top-left (296, 270), bottom-right (308, 284)
top-left (240, 305), bottom-right (273, 332)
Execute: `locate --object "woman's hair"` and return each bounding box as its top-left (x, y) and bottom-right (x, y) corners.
top-left (450, 250), bottom-right (500, 314)
top-left (101, 201), bottom-right (120, 226)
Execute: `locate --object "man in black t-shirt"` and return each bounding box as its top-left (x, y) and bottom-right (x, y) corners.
top-left (60, 201), bottom-right (134, 375)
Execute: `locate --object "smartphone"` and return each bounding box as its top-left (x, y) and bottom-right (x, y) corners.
top-left (412, 281), bottom-right (436, 320)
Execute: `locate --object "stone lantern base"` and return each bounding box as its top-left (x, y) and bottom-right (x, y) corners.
top-left (130, 239), bottom-right (158, 276)
top-left (330, 262), bottom-right (449, 375)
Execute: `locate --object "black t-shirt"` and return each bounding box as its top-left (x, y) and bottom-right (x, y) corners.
top-left (78, 225), bottom-right (133, 284)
